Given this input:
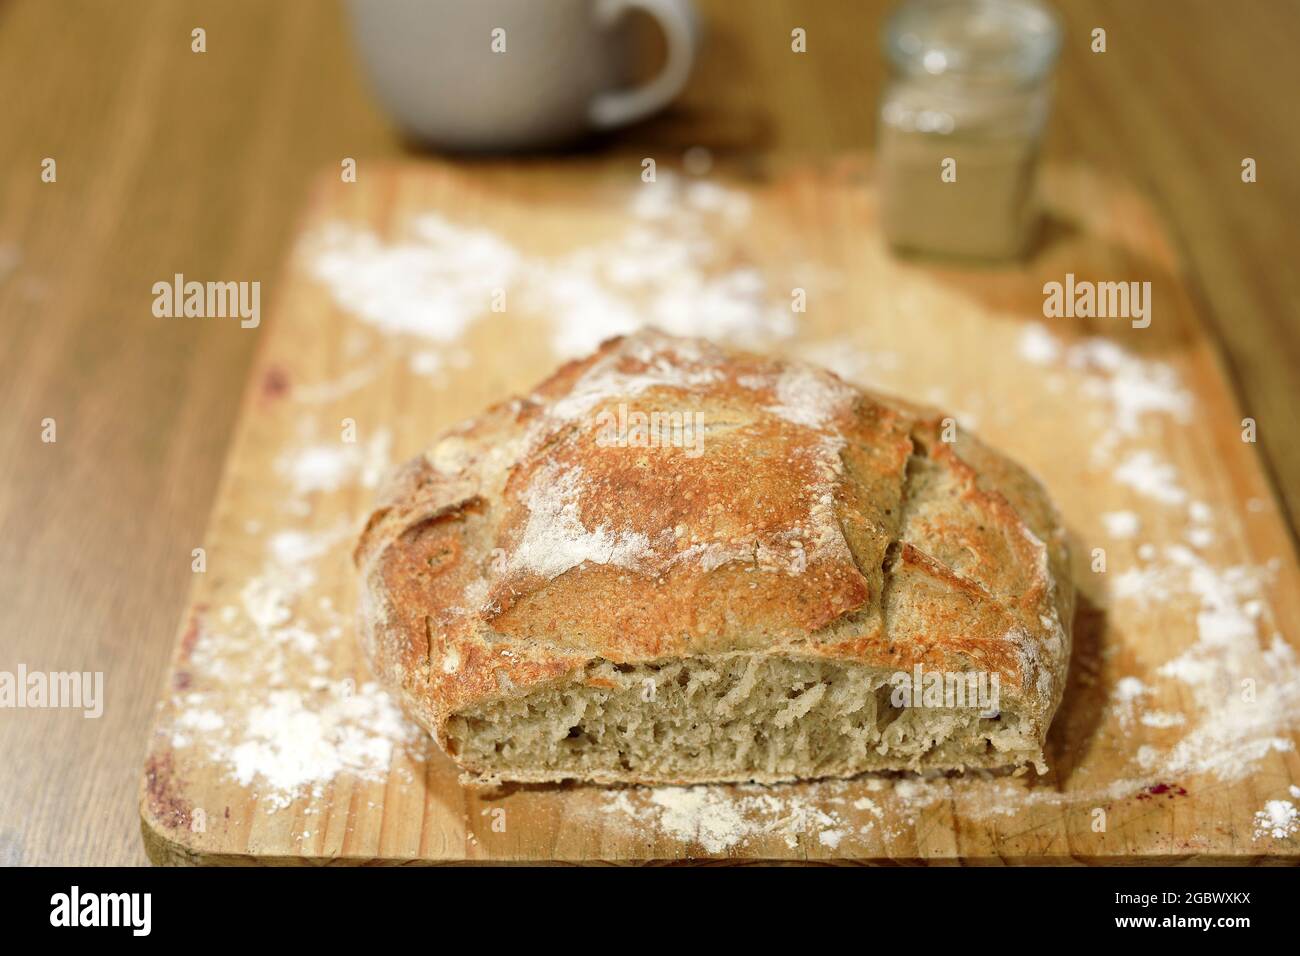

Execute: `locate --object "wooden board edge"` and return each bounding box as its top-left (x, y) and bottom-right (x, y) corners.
top-left (137, 810), bottom-right (1300, 868)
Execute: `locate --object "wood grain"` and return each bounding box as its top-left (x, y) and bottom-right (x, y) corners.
top-left (140, 158), bottom-right (1300, 864)
top-left (1, 0), bottom-right (1297, 865)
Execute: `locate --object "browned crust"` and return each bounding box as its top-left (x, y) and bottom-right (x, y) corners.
top-left (355, 331), bottom-right (1073, 780)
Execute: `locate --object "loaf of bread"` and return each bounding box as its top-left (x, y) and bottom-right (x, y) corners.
top-left (356, 331), bottom-right (1073, 785)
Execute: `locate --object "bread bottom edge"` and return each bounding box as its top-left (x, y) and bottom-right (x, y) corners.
top-left (455, 755), bottom-right (1044, 789)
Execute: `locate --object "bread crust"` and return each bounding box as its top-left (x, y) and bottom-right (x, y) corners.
top-left (355, 331), bottom-right (1073, 783)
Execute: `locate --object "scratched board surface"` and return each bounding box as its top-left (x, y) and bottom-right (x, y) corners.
top-left (140, 159), bottom-right (1300, 863)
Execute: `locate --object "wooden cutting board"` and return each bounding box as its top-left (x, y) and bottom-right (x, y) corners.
top-left (140, 157), bottom-right (1300, 864)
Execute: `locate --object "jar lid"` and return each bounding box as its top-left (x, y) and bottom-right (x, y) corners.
top-left (884, 0), bottom-right (1062, 85)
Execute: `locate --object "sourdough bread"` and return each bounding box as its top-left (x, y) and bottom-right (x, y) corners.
top-left (355, 331), bottom-right (1073, 785)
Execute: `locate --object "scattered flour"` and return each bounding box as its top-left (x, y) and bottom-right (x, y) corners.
top-left (280, 444), bottom-right (356, 494)
top-left (306, 172), bottom-right (794, 362)
top-left (1185, 500), bottom-right (1216, 549)
top-left (165, 516), bottom-right (421, 812)
top-left (1111, 676), bottom-right (1149, 728)
top-left (1139, 711), bottom-right (1186, 729)
top-left (226, 683), bottom-right (410, 810)
top-left (1101, 510), bottom-right (1140, 539)
top-left (277, 429), bottom-right (392, 497)
top-left (1103, 516), bottom-right (1298, 786)
top-left (600, 784), bottom-right (869, 853)
top-left (268, 528), bottom-right (338, 565)
top-left (1017, 323), bottom-right (1061, 364)
top-left (308, 217), bottom-right (522, 342)
top-left (1112, 450), bottom-right (1187, 506)
top-left (1253, 794), bottom-right (1299, 841)
top-left (1017, 323), bottom-right (1192, 440)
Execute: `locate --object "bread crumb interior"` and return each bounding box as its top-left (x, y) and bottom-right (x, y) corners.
top-left (445, 655), bottom-right (1042, 782)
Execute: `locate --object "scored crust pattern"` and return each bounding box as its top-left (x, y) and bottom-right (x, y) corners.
top-left (355, 331), bottom-right (1073, 780)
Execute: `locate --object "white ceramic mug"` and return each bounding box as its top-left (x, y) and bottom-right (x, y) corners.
top-left (346, 0), bottom-right (700, 151)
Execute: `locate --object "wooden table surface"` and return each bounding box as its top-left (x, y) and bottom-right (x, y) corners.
top-left (1, 0), bottom-right (1296, 866)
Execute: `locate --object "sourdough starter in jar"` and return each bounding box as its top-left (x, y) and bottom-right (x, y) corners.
top-left (878, 0), bottom-right (1061, 260)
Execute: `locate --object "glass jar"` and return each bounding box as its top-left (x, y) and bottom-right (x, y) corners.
top-left (877, 0), bottom-right (1062, 261)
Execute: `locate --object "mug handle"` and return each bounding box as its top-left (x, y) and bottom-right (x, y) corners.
top-left (589, 0), bottom-right (699, 129)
